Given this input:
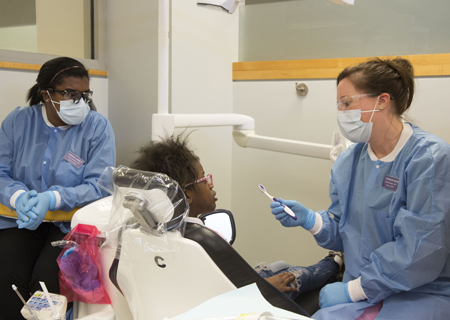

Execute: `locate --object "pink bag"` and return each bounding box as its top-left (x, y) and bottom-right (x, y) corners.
top-left (56, 224), bottom-right (111, 304)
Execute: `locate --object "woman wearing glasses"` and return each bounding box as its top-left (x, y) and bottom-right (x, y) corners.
top-left (270, 57), bottom-right (450, 319)
top-left (0, 57), bottom-right (116, 319)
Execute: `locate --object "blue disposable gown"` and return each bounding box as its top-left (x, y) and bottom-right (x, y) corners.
top-left (313, 124), bottom-right (450, 320)
top-left (0, 105), bottom-right (116, 231)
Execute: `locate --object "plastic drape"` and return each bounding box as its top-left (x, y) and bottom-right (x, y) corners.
top-left (97, 166), bottom-right (190, 257)
top-left (330, 127), bottom-right (353, 163)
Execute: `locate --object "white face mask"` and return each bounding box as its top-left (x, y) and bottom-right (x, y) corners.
top-left (337, 96), bottom-right (380, 143)
top-left (47, 91), bottom-right (90, 125)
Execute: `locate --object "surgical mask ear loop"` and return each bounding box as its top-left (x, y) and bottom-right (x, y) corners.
top-left (368, 96), bottom-right (381, 123)
top-left (360, 95), bottom-right (381, 123)
top-left (46, 90), bottom-right (60, 114)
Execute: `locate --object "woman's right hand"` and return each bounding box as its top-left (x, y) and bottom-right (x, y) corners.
top-left (270, 198), bottom-right (316, 229)
top-left (15, 190), bottom-right (39, 222)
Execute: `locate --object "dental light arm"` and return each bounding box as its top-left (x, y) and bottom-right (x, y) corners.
top-left (152, 113), bottom-right (332, 160)
top-left (233, 129), bottom-right (331, 159)
top-left (197, 0), bottom-right (244, 14)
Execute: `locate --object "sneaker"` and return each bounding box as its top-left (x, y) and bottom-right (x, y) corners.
top-left (325, 251), bottom-right (345, 282)
top-left (325, 251), bottom-right (344, 271)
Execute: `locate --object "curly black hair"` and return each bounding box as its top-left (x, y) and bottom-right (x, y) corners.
top-left (130, 133), bottom-right (200, 189)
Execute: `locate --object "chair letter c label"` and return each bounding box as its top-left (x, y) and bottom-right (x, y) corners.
top-left (155, 256), bottom-right (166, 268)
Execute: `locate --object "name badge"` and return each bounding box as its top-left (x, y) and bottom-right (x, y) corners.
top-left (63, 151), bottom-right (85, 169)
top-left (382, 175), bottom-right (399, 191)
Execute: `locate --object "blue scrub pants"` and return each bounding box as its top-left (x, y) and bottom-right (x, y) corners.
top-left (0, 223), bottom-right (65, 320)
top-left (255, 257), bottom-right (339, 300)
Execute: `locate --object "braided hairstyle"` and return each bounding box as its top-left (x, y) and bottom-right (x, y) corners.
top-left (337, 57), bottom-right (415, 116)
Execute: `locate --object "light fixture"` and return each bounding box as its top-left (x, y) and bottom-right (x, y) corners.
top-left (196, 0), bottom-right (244, 14)
top-left (330, 0), bottom-right (355, 5)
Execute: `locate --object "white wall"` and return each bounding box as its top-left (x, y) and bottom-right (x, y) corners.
top-left (232, 79), bottom-right (336, 266)
top-left (105, 1), bottom-right (238, 217)
top-left (105, 0), bottom-right (159, 167)
top-left (171, 0), bottom-right (239, 215)
top-left (0, 68), bottom-right (108, 122)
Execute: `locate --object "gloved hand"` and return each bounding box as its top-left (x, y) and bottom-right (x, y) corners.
top-left (16, 191), bottom-right (56, 230)
top-left (319, 282), bottom-right (352, 309)
top-left (14, 190), bottom-right (39, 222)
top-left (270, 198), bottom-right (315, 229)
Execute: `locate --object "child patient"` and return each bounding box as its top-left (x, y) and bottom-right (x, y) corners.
top-left (130, 133), bottom-right (343, 299)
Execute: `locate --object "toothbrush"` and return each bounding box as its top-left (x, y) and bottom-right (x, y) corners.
top-left (258, 184), bottom-right (297, 220)
top-left (12, 285), bottom-right (39, 320)
top-left (40, 281), bottom-right (61, 320)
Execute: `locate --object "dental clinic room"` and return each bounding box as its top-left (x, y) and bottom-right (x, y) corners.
top-left (2, 0), bottom-right (450, 319)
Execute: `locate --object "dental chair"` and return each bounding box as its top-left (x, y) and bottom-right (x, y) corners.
top-left (70, 167), bottom-right (310, 320)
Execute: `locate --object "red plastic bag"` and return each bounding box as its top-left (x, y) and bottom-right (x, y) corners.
top-left (56, 224), bottom-right (111, 304)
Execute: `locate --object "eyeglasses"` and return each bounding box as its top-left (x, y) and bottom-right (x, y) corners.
top-left (184, 174), bottom-right (213, 188)
top-left (47, 88), bottom-right (93, 104)
top-left (336, 93), bottom-right (379, 111)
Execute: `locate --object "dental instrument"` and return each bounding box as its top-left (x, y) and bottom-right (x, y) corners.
top-left (12, 285), bottom-right (39, 320)
top-left (18, 289), bottom-right (67, 320)
top-left (258, 184), bottom-right (296, 220)
top-left (40, 281), bottom-right (61, 320)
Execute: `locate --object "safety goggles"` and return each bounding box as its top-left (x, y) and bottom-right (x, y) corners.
top-left (47, 88), bottom-right (93, 104)
top-left (336, 93), bottom-right (379, 111)
top-left (184, 174), bottom-right (213, 188)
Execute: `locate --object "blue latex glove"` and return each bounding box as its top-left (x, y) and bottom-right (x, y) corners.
top-left (270, 198), bottom-right (315, 229)
top-left (16, 191), bottom-right (56, 230)
top-left (319, 282), bottom-right (352, 309)
top-left (14, 190), bottom-right (39, 222)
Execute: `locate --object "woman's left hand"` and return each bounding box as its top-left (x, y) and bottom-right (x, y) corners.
top-left (319, 282), bottom-right (352, 308)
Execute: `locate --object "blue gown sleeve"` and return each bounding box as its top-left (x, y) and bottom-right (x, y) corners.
top-left (313, 144), bottom-right (361, 252)
top-left (0, 108), bottom-right (30, 209)
top-left (314, 173), bottom-right (344, 252)
top-left (361, 143), bottom-right (450, 303)
top-left (48, 116), bottom-right (116, 211)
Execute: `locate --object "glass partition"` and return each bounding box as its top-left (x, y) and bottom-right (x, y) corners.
top-left (239, 0), bottom-right (450, 61)
top-left (0, 0), bottom-right (105, 70)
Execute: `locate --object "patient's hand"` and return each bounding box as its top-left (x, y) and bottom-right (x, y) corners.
top-left (265, 272), bottom-right (299, 293)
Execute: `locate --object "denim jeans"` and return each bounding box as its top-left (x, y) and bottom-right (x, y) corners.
top-left (254, 257), bottom-right (338, 300)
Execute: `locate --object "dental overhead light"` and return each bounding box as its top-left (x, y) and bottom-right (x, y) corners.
top-left (196, 0), bottom-right (244, 14)
top-left (197, 0), bottom-right (353, 13)
top-left (330, 0), bottom-right (354, 5)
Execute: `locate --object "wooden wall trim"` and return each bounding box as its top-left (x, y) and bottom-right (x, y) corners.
top-left (233, 53), bottom-right (450, 81)
top-left (0, 61), bottom-right (107, 77)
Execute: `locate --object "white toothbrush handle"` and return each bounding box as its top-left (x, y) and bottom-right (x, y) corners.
top-left (283, 206), bottom-right (296, 218)
top-left (264, 192), bottom-right (275, 201)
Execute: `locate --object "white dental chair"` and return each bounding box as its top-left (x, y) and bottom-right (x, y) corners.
top-left (70, 167), bottom-right (310, 320)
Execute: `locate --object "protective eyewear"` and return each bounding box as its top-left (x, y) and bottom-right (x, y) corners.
top-left (184, 174), bottom-right (213, 188)
top-left (47, 88), bottom-right (93, 104)
top-left (336, 93), bottom-right (379, 111)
